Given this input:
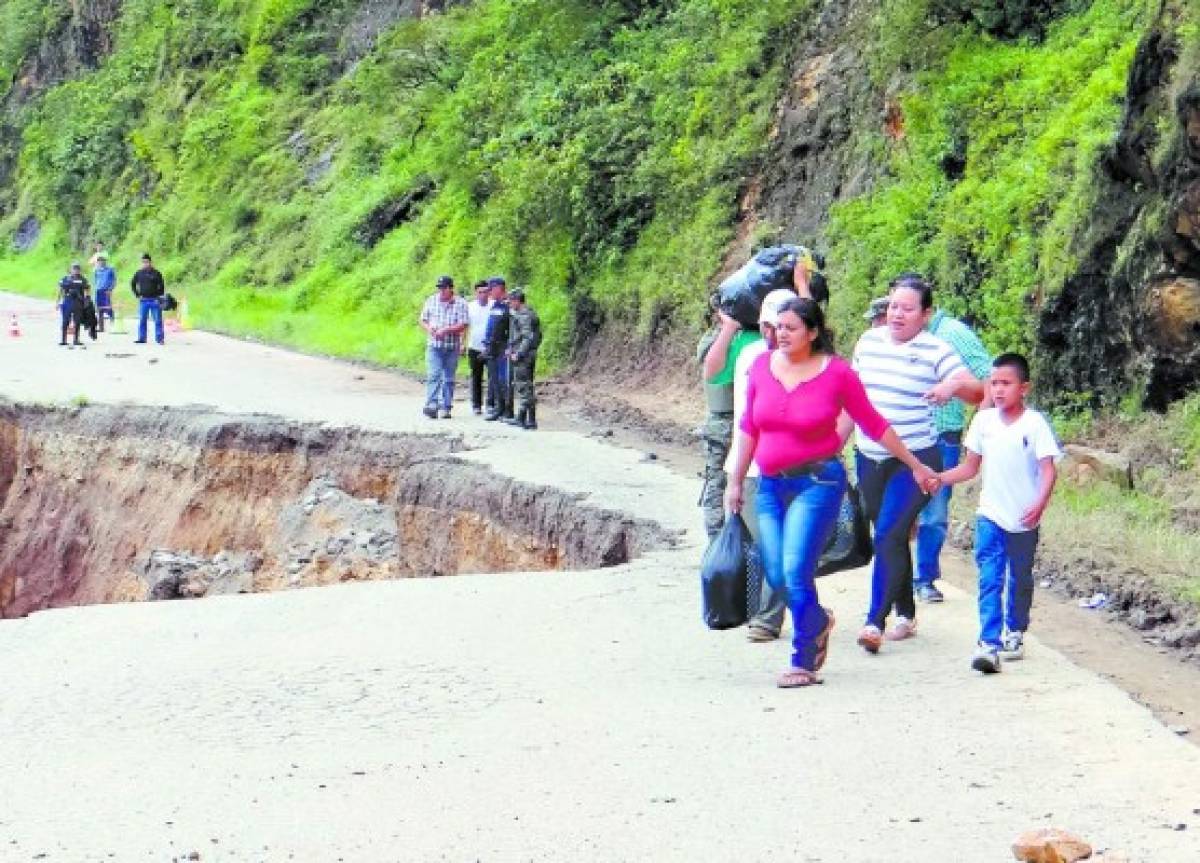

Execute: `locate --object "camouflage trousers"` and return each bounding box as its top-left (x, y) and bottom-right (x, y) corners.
top-left (513, 354), bottom-right (537, 413)
top-left (699, 413), bottom-right (733, 538)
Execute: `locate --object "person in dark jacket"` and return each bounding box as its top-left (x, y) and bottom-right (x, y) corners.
top-left (57, 263), bottom-right (89, 347)
top-left (482, 276), bottom-right (514, 421)
top-left (131, 253), bottom-right (166, 345)
top-left (505, 289), bottom-right (542, 430)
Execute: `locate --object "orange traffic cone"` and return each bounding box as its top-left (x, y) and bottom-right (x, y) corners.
top-left (8, 313), bottom-right (20, 338)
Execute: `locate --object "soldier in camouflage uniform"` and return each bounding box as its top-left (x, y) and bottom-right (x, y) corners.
top-left (697, 297), bottom-right (762, 538)
top-left (505, 288), bottom-right (542, 430)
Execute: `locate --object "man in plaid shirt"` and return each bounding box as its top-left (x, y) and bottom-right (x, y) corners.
top-left (915, 302), bottom-right (993, 603)
top-left (419, 275), bottom-right (469, 419)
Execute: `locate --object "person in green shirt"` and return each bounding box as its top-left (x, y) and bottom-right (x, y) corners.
top-left (696, 258), bottom-right (813, 538)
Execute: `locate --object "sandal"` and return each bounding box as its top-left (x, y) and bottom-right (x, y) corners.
top-left (813, 607), bottom-right (836, 671)
top-left (857, 625), bottom-right (883, 655)
top-left (776, 667), bottom-right (823, 688)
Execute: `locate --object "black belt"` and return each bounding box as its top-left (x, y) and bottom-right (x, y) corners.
top-left (769, 457), bottom-right (839, 480)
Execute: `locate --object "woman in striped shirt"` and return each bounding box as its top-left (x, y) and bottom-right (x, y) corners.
top-left (726, 297), bottom-right (939, 687)
top-left (850, 275), bottom-right (985, 653)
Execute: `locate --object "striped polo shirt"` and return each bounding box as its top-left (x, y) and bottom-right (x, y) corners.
top-left (852, 327), bottom-right (966, 460)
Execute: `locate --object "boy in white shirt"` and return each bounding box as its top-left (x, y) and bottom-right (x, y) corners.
top-left (935, 353), bottom-right (1061, 674)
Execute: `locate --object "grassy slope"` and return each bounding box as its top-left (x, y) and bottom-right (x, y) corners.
top-left (0, 0), bottom-right (810, 368)
top-left (825, 0), bottom-right (1152, 353)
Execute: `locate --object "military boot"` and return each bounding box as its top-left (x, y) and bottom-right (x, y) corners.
top-left (505, 408), bottom-right (527, 427)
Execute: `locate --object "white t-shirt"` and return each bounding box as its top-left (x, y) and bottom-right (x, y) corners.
top-left (963, 407), bottom-right (1062, 533)
top-left (852, 327), bottom-right (966, 460)
top-left (724, 340), bottom-right (768, 478)
top-left (467, 299), bottom-right (493, 351)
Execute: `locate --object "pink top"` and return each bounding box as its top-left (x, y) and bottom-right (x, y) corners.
top-left (741, 352), bottom-right (890, 477)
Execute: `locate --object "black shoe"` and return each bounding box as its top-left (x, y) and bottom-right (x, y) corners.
top-left (73, 341), bottom-right (83, 346)
top-left (134, 340), bottom-right (147, 344)
top-left (524, 406), bottom-right (537, 430)
top-left (59, 340), bottom-right (67, 346)
top-left (439, 408), bottom-right (452, 419)
top-left (422, 405), bottom-right (437, 419)
top-left (504, 409), bottom-right (526, 427)
top-left (484, 412), bottom-right (500, 422)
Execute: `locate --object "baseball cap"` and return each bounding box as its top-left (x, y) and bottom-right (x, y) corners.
top-left (863, 295), bottom-right (890, 321)
top-left (436, 275), bottom-right (454, 288)
top-left (509, 288), bottom-right (526, 303)
top-left (758, 288), bottom-right (797, 327)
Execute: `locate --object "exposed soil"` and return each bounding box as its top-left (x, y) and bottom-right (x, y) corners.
top-left (0, 402), bottom-right (675, 618)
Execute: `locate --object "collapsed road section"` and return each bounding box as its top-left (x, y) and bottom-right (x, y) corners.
top-left (0, 402), bottom-right (674, 618)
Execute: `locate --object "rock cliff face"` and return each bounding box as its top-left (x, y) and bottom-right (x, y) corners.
top-left (759, 0), bottom-right (1199, 409)
top-left (0, 0), bottom-right (123, 215)
top-left (757, 1), bottom-right (880, 247)
top-left (0, 404), bottom-right (672, 618)
top-left (1038, 5), bottom-right (1200, 408)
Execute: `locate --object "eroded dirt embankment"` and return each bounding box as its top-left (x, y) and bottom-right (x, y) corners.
top-left (0, 403), bottom-right (673, 618)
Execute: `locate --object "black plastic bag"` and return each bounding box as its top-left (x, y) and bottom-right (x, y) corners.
top-left (700, 514), bottom-right (752, 629)
top-left (716, 246), bottom-right (801, 330)
top-left (816, 483), bottom-right (873, 576)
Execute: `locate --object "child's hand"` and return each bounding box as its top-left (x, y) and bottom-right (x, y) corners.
top-left (1020, 501), bottom-right (1048, 528)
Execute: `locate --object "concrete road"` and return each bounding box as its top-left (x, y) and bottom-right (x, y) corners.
top-left (1, 293), bottom-right (1198, 862)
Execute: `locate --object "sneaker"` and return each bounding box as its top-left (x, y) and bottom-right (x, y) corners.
top-left (884, 616), bottom-right (917, 641)
top-left (857, 625), bottom-right (883, 654)
top-left (484, 412), bottom-right (500, 422)
top-left (971, 644), bottom-right (1002, 674)
top-left (439, 408), bottom-right (452, 419)
top-left (472, 407), bottom-right (482, 416)
top-left (746, 625), bottom-right (778, 643)
top-left (1000, 631), bottom-right (1025, 661)
top-left (916, 583), bottom-right (945, 603)
top-left (422, 405), bottom-right (437, 419)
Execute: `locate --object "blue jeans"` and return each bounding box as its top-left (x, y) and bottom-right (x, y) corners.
top-left (486, 353), bottom-right (510, 416)
top-left (974, 516), bottom-right (1039, 648)
top-left (424, 346), bottom-right (460, 410)
top-left (916, 432), bottom-right (961, 586)
top-left (755, 460), bottom-right (847, 670)
top-left (137, 298), bottom-right (163, 343)
top-left (95, 290), bottom-right (114, 322)
top-left (856, 446), bottom-right (941, 629)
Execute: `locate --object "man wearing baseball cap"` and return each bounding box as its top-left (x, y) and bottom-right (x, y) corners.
top-left (419, 275), bottom-right (469, 419)
top-left (864, 295), bottom-right (890, 328)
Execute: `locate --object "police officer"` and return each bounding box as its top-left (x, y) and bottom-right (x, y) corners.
top-left (482, 276), bottom-right (514, 421)
top-left (57, 263), bottom-right (89, 347)
top-left (696, 294), bottom-right (747, 538)
top-left (505, 288), bottom-right (542, 430)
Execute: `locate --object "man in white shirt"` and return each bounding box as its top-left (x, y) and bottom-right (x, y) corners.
top-left (466, 280), bottom-right (493, 415)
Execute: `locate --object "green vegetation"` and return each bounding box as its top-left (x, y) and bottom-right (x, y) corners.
top-left (0, 0), bottom-right (811, 369)
top-left (827, 0), bottom-right (1149, 354)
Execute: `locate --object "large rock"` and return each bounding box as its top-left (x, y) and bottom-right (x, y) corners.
top-left (1060, 444), bottom-right (1133, 490)
top-left (1012, 827), bottom-right (1093, 862)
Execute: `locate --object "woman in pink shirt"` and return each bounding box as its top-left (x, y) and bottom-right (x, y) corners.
top-left (726, 298), bottom-right (938, 687)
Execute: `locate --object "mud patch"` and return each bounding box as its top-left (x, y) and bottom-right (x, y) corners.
top-left (0, 402), bottom-right (675, 617)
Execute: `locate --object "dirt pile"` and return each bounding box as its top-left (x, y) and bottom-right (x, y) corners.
top-left (0, 403), bottom-right (674, 618)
